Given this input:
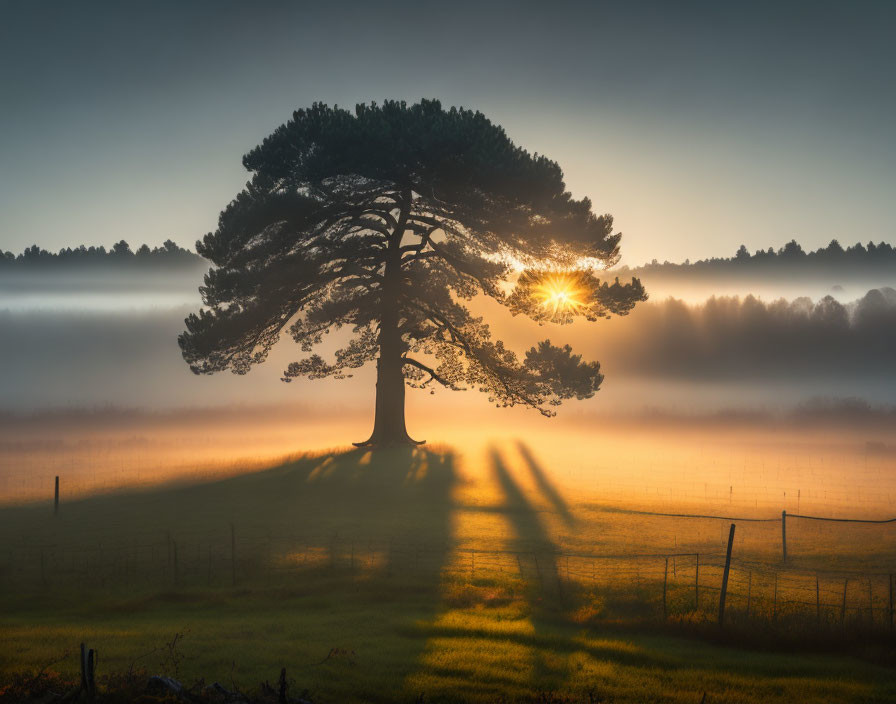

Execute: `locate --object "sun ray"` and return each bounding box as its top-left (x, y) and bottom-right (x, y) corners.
top-left (530, 272), bottom-right (588, 317)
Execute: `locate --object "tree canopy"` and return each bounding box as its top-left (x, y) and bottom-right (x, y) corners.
top-left (179, 100), bottom-right (646, 444)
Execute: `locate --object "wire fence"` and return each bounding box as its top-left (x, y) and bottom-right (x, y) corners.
top-left (3, 515), bottom-right (895, 631)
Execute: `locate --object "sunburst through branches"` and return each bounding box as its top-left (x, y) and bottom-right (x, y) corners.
top-left (506, 267), bottom-right (645, 324)
top-left (506, 268), bottom-right (601, 323)
top-left (530, 272), bottom-right (589, 318)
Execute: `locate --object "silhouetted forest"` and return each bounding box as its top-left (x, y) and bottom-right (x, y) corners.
top-left (589, 287), bottom-right (896, 379)
top-left (619, 239), bottom-right (896, 277)
top-left (0, 240), bottom-right (204, 270)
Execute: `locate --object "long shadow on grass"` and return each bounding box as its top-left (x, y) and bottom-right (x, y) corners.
top-left (489, 447), bottom-right (561, 589)
top-left (0, 446), bottom-right (457, 699)
top-left (516, 441), bottom-right (575, 527)
top-left (410, 448), bottom-right (688, 698)
top-left (0, 447), bottom-right (456, 573)
top-left (489, 446), bottom-right (573, 693)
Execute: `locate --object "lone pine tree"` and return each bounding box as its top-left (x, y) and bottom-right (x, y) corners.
top-left (179, 100), bottom-right (646, 446)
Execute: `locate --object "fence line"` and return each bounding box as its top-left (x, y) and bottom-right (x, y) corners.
top-left (602, 507), bottom-right (896, 524)
top-left (606, 508), bottom-right (781, 522)
top-left (786, 513), bottom-right (896, 524)
top-left (4, 528), bottom-right (895, 631)
top-left (5, 492), bottom-right (896, 635)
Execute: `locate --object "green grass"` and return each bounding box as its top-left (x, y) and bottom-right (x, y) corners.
top-left (1, 447), bottom-right (895, 702)
top-left (3, 577), bottom-right (895, 703)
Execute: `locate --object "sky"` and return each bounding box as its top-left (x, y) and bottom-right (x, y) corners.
top-left (1, 0), bottom-right (895, 266)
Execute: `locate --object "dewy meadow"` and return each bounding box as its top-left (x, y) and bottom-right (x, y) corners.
top-left (1, 3), bottom-right (895, 703)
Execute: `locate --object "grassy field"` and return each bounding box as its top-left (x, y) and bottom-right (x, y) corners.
top-left (2, 431), bottom-right (896, 702)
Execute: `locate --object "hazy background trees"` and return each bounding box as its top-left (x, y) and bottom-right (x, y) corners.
top-left (0, 239), bottom-right (203, 270)
top-left (619, 238), bottom-right (896, 275)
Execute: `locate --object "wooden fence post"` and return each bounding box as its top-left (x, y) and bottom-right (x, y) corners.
top-left (781, 510), bottom-right (787, 562)
top-left (86, 647), bottom-right (96, 702)
top-left (79, 642), bottom-right (96, 701)
top-left (54, 476), bottom-right (59, 516)
top-left (79, 643), bottom-right (88, 694)
top-left (718, 523), bottom-right (735, 627)
top-left (278, 667), bottom-right (287, 704)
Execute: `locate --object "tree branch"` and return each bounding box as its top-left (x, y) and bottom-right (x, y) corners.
top-left (399, 295), bottom-right (527, 405)
top-left (402, 356), bottom-right (451, 387)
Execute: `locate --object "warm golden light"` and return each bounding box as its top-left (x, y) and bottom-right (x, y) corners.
top-left (531, 272), bottom-right (588, 317)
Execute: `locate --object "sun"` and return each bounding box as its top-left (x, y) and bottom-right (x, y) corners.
top-left (530, 272), bottom-right (588, 317)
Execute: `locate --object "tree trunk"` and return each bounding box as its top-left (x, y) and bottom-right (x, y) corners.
top-left (354, 344), bottom-right (422, 447)
top-left (354, 187), bottom-right (423, 448)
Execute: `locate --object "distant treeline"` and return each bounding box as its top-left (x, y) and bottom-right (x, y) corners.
top-left (3, 237), bottom-right (895, 275)
top-left (0, 240), bottom-right (205, 270)
top-left (619, 239), bottom-right (896, 277)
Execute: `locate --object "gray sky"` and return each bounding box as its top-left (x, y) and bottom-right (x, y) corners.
top-left (1, 0), bottom-right (894, 265)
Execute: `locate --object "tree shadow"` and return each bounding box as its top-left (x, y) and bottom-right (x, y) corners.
top-left (0, 446), bottom-right (456, 560)
top-left (515, 440), bottom-right (575, 527)
top-left (489, 446), bottom-right (560, 584)
top-left (0, 446), bottom-right (457, 696)
top-left (217, 446), bottom-right (457, 578)
top-left (488, 446), bottom-right (573, 692)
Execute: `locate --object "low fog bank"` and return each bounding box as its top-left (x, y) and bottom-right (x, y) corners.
top-left (0, 270), bottom-right (203, 310)
top-left (1, 288), bottom-right (895, 412)
top-left (608, 397), bottom-right (896, 431)
top-left (3, 396), bottom-right (894, 433)
top-left (622, 278), bottom-right (888, 305)
top-left (0, 269), bottom-right (203, 292)
top-left (3, 394), bottom-right (894, 508)
top-left (0, 306), bottom-right (342, 409)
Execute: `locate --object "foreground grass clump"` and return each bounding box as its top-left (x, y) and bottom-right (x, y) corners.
top-left (2, 446), bottom-right (895, 703)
